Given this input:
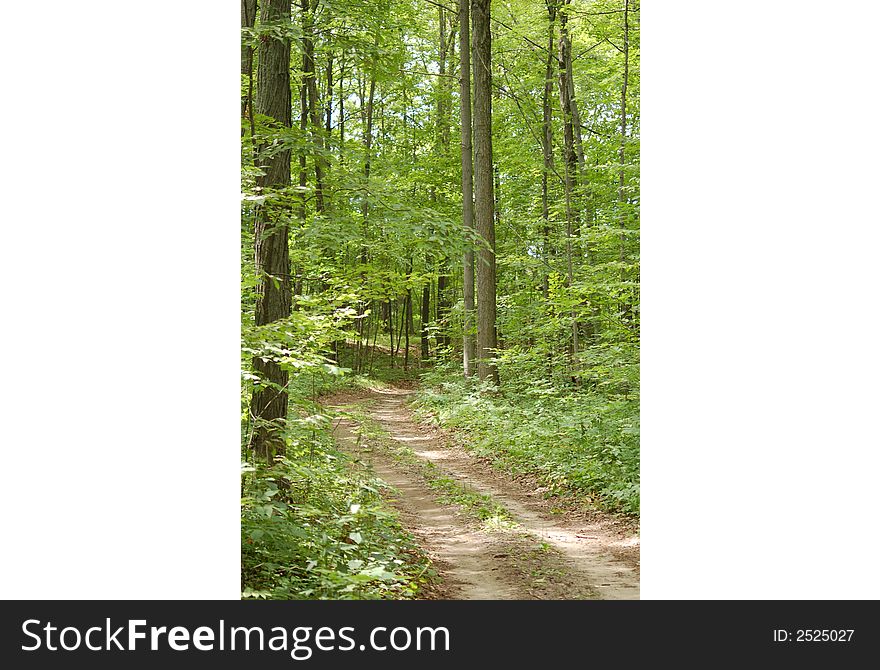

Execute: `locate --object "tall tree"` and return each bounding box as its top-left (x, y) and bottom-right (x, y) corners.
top-left (251, 0), bottom-right (292, 460)
top-left (420, 283), bottom-right (431, 362)
top-left (619, 0), bottom-right (630, 257)
top-left (459, 0), bottom-right (475, 377)
top-left (241, 0), bottom-right (257, 123)
top-left (557, 0), bottom-right (580, 376)
top-left (434, 7), bottom-right (454, 351)
top-left (472, 0), bottom-right (498, 384)
top-left (302, 0), bottom-right (326, 214)
top-left (541, 0), bottom-right (557, 300)
top-left (360, 62), bottom-right (376, 261)
top-left (294, 1), bottom-right (309, 301)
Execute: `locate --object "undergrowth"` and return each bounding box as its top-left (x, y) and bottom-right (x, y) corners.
top-left (412, 363), bottom-right (640, 516)
top-left (241, 370), bottom-right (435, 600)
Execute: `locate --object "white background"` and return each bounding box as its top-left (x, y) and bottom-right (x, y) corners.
top-left (0, 1), bottom-right (877, 599)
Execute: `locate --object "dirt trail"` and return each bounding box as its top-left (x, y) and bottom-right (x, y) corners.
top-left (326, 386), bottom-right (639, 600)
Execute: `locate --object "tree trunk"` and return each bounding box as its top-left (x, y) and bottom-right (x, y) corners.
top-left (302, 0), bottom-right (325, 214)
top-left (361, 66), bottom-right (376, 262)
top-left (619, 0), bottom-right (629, 261)
top-left (387, 299), bottom-right (395, 368)
top-left (294, 58), bottom-right (307, 303)
top-left (395, 294), bottom-right (406, 357)
top-left (297, 4), bottom-right (309, 297)
top-left (241, 0), bottom-right (257, 123)
top-left (404, 289), bottom-right (412, 370)
top-left (542, 2), bottom-right (559, 382)
top-left (459, 0), bottom-right (476, 378)
top-left (559, 0), bottom-right (585, 176)
top-left (407, 258), bottom-right (416, 336)
top-left (437, 273), bottom-right (449, 350)
top-left (338, 52), bottom-right (346, 161)
top-left (541, 0), bottom-right (557, 301)
top-left (434, 8), bottom-right (452, 353)
top-left (472, 0), bottom-right (499, 385)
top-left (494, 163), bottom-right (501, 231)
top-left (420, 283), bottom-right (431, 363)
top-left (356, 62), bottom-right (377, 355)
top-left (557, 0), bottom-right (579, 379)
top-left (325, 54), bottom-right (334, 138)
top-left (251, 0), bottom-right (292, 461)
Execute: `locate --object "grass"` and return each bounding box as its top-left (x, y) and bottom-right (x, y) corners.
top-left (241, 338), bottom-right (638, 602)
top-left (411, 366), bottom-right (640, 516)
top-left (241, 399), bottom-right (437, 600)
top-left (343, 408), bottom-right (519, 532)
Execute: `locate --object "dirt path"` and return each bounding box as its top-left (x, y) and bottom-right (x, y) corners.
top-left (326, 386), bottom-right (640, 600)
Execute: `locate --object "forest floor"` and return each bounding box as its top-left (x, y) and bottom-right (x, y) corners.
top-left (323, 383), bottom-right (640, 600)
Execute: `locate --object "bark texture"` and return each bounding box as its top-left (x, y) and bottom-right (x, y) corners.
top-left (241, 0), bottom-right (257, 121)
top-left (472, 0), bottom-right (499, 384)
top-left (251, 0), bottom-right (292, 460)
top-left (541, 0), bottom-right (557, 301)
top-left (557, 0), bottom-right (580, 376)
top-left (302, 0), bottom-right (325, 213)
top-left (460, 0), bottom-right (476, 377)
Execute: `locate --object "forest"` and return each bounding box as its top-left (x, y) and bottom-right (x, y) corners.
top-left (241, 0), bottom-right (639, 600)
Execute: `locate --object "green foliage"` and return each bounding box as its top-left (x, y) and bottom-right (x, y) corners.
top-left (240, 0), bottom-right (640, 598)
top-left (413, 364), bottom-right (640, 516)
top-left (241, 421), bottom-right (435, 599)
